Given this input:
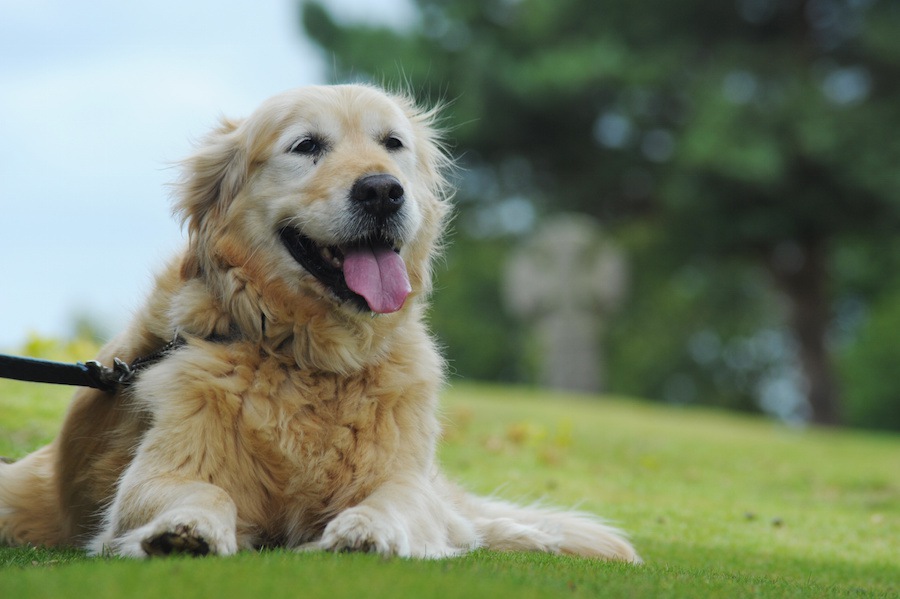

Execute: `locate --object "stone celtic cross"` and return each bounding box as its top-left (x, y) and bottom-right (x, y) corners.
top-left (504, 214), bottom-right (627, 393)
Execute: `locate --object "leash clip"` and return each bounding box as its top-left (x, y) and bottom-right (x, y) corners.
top-left (82, 358), bottom-right (137, 392)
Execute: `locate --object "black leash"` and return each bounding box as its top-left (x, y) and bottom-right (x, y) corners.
top-left (0, 336), bottom-right (186, 393)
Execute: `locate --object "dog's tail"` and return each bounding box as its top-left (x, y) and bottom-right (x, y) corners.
top-left (0, 443), bottom-right (63, 546)
top-left (459, 492), bottom-right (641, 563)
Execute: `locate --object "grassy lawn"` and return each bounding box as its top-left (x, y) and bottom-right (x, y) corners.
top-left (1, 353), bottom-right (897, 597)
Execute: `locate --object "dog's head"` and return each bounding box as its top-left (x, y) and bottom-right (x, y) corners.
top-left (172, 85), bottom-right (451, 343)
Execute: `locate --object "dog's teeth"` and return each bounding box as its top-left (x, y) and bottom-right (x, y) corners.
top-left (319, 246), bottom-right (342, 269)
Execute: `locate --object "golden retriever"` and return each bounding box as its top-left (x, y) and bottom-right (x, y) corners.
top-left (0, 84), bottom-right (639, 561)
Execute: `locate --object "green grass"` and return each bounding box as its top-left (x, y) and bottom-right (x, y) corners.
top-left (1, 370), bottom-right (898, 598)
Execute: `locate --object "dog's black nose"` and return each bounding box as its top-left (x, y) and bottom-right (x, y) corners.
top-left (351, 174), bottom-right (405, 218)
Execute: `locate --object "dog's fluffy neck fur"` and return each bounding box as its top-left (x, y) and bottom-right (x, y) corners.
top-left (161, 244), bottom-right (424, 375)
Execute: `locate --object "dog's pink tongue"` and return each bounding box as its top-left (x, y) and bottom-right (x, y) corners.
top-left (343, 244), bottom-right (411, 314)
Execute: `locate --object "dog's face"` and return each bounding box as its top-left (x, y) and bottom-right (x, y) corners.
top-left (174, 85), bottom-right (450, 328)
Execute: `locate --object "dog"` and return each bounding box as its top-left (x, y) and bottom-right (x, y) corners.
top-left (0, 84), bottom-right (639, 561)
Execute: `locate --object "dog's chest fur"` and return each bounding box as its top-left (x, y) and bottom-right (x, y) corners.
top-left (133, 339), bottom-right (438, 541)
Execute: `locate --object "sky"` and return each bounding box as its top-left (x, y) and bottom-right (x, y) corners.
top-left (0, 0), bottom-right (414, 348)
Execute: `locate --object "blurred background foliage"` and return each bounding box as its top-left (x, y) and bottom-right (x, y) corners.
top-left (298, 0), bottom-right (900, 430)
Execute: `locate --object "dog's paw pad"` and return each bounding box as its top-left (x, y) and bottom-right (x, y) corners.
top-left (141, 524), bottom-right (210, 557)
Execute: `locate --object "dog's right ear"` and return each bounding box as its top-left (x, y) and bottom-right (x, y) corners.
top-left (174, 118), bottom-right (247, 279)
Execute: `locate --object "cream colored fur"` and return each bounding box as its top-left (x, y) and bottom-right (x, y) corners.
top-left (0, 85), bottom-right (639, 562)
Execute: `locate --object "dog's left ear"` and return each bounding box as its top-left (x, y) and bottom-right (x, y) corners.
top-left (174, 117), bottom-right (248, 240)
top-left (174, 118), bottom-right (248, 279)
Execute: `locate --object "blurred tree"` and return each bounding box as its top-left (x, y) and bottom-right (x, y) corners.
top-left (839, 286), bottom-right (900, 431)
top-left (656, 2), bottom-right (900, 426)
top-left (300, 0), bottom-right (900, 426)
top-left (606, 223), bottom-right (799, 417)
top-left (429, 233), bottom-right (525, 382)
top-left (69, 312), bottom-right (110, 344)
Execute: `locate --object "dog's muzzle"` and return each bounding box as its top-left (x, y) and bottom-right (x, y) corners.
top-left (280, 174), bottom-right (412, 314)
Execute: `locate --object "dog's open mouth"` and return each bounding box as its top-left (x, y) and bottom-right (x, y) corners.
top-left (279, 227), bottom-right (411, 314)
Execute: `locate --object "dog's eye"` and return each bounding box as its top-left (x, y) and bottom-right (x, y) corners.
top-left (289, 137), bottom-right (323, 155)
top-left (383, 136), bottom-right (404, 151)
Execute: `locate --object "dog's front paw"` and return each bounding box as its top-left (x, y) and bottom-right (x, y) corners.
top-left (315, 506), bottom-right (411, 557)
top-left (98, 509), bottom-right (238, 558)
